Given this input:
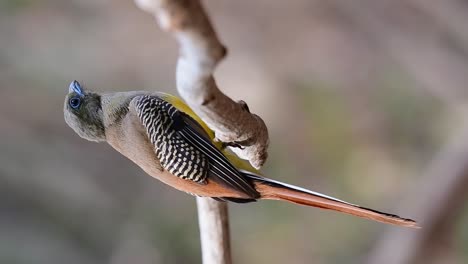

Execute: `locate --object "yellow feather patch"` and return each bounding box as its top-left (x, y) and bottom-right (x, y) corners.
top-left (158, 92), bottom-right (260, 174)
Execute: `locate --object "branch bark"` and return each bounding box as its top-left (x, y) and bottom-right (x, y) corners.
top-left (135, 0), bottom-right (269, 169)
top-left (134, 1), bottom-right (269, 263)
top-left (197, 198), bottom-right (232, 264)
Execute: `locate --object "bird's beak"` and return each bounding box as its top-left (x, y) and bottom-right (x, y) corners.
top-left (69, 80), bottom-right (84, 96)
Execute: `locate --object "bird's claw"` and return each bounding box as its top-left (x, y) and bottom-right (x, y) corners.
top-left (218, 140), bottom-right (246, 150)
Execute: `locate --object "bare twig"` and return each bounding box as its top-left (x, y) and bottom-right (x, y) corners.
top-left (135, 0), bottom-right (269, 169)
top-left (197, 198), bottom-right (232, 264)
top-left (134, 1), bottom-right (270, 263)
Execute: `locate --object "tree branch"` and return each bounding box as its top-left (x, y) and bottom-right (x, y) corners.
top-left (197, 198), bottom-right (232, 264)
top-left (135, 0), bottom-right (269, 169)
top-left (134, 1), bottom-right (269, 263)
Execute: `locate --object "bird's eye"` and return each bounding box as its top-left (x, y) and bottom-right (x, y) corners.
top-left (69, 97), bottom-right (81, 109)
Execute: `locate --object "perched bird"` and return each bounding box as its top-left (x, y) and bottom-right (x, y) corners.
top-left (64, 80), bottom-right (418, 228)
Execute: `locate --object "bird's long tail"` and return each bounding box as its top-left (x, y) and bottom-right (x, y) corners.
top-left (243, 172), bottom-right (419, 228)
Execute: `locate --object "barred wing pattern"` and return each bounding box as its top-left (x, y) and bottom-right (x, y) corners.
top-left (134, 95), bottom-right (259, 199)
top-left (177, 120), bottom-right (259, 198)
top-left (135, 95), bottom-right (208, 183)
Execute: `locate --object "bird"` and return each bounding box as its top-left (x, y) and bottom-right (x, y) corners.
top-left (64, 80), bottom-right (418, 228)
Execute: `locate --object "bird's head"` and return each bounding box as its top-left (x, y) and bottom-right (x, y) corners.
top-left (64, 80), bottom-right (106, 142)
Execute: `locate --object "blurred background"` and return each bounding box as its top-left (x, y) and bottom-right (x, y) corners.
top-left (1, 0), bottom-right (468, 263)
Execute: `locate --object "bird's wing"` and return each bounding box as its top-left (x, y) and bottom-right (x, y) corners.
top-left (133, 95), bottom-right (259, 198)
top-left (159, 92), bottom-right (262, 175)
top-left (133, 95), bottom-right (209, 183)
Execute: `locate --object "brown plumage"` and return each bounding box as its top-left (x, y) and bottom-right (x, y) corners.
top-left (64, 81), bottom-right (419, 228)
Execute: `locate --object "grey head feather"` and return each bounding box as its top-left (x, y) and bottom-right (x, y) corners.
top-left (64, 79), bottom-right (157, 142)
top-left (64, 82), bottom-right (106, 142)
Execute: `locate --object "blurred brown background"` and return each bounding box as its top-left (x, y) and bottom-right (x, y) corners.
top-left (1, 0), bottom-right (468, 263)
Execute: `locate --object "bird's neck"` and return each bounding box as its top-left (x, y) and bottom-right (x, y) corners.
top-left (101, 91), bottom-right (148, 129)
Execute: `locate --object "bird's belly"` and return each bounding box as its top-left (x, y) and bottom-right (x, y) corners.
top-left (153, 170), bottom-right (250, 198)
top-left (125, 147), bottom-right (249, 198)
